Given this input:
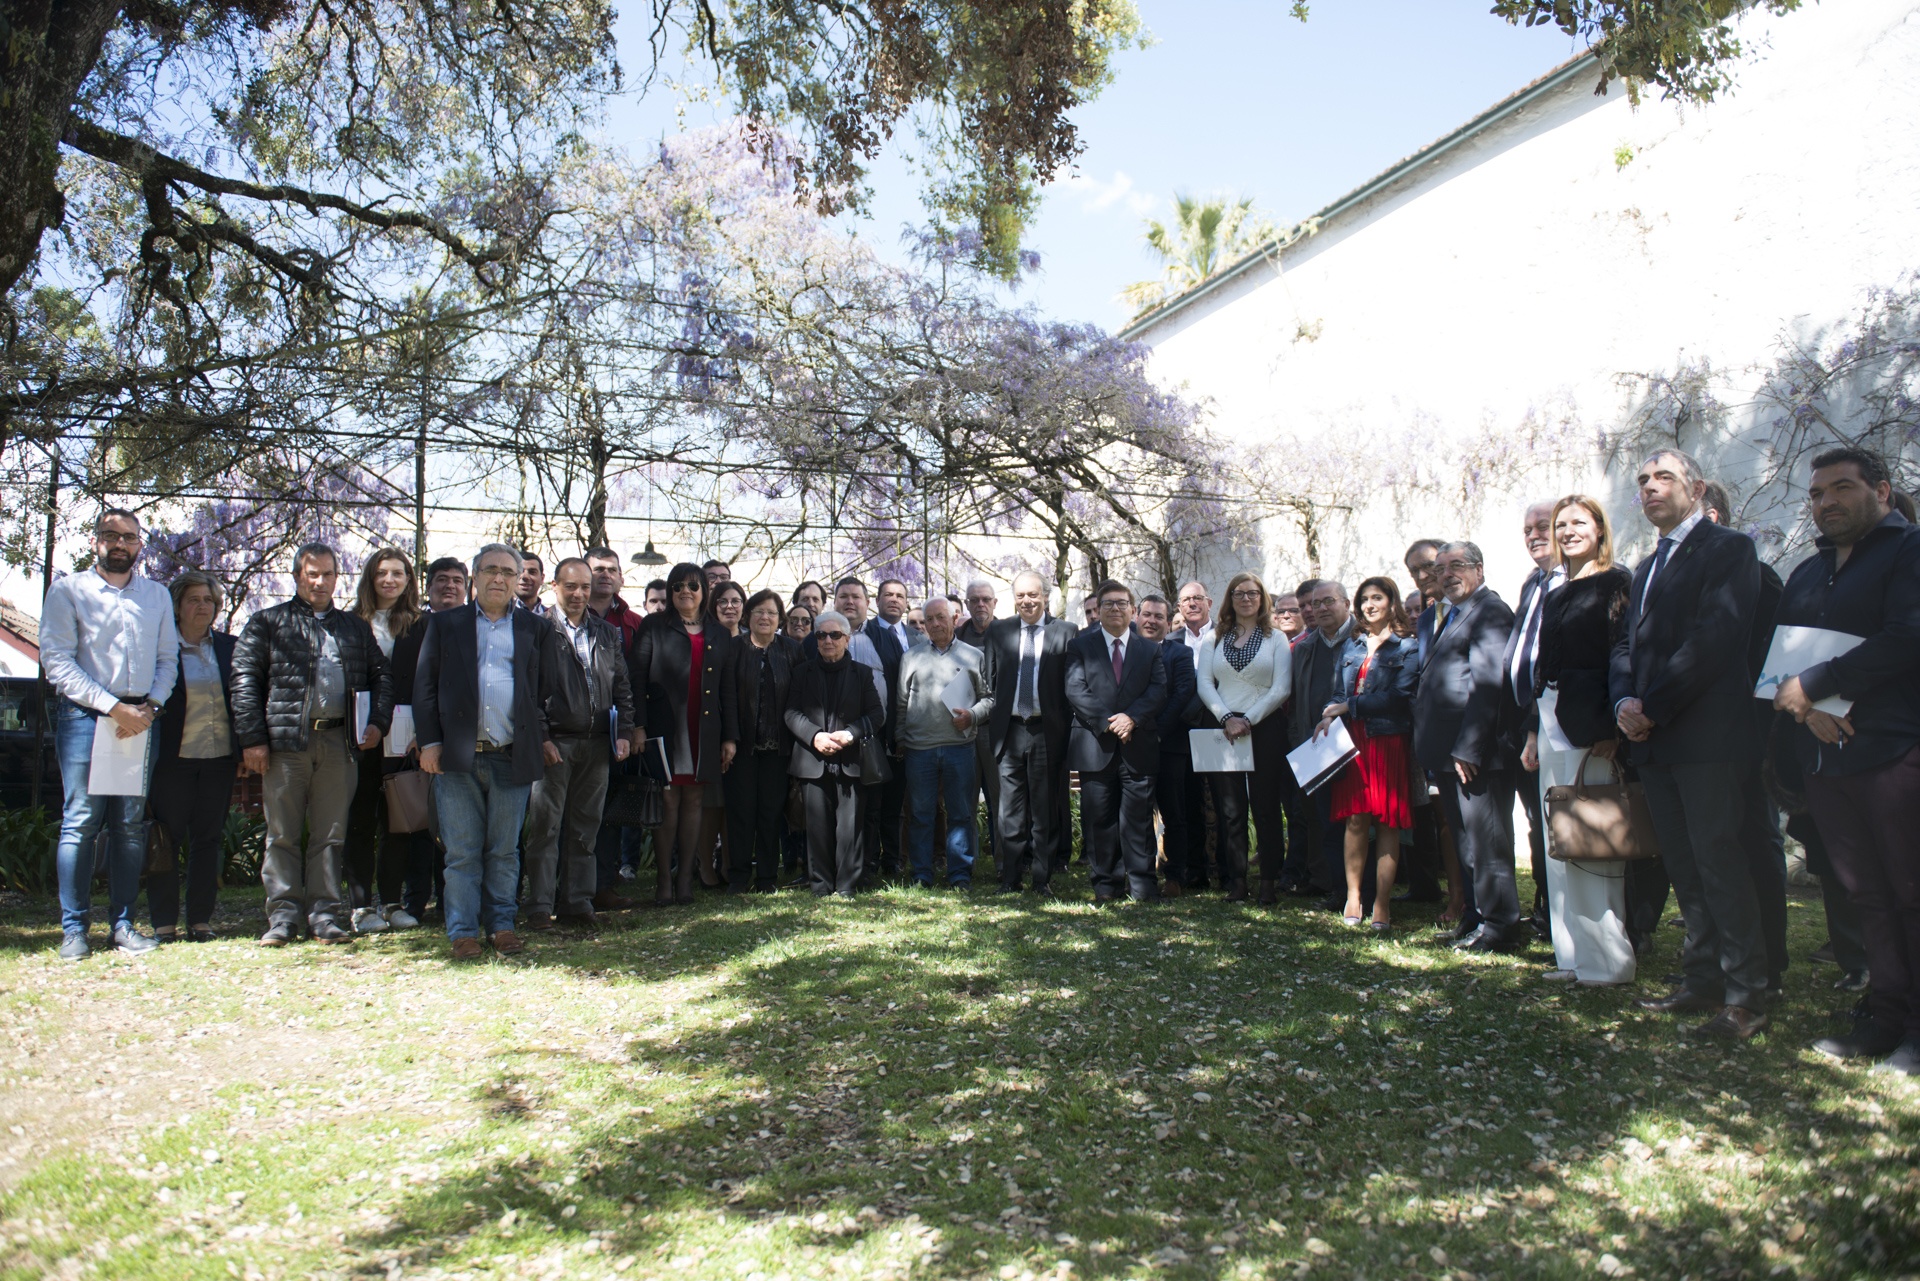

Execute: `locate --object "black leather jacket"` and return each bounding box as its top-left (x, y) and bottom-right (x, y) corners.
top-left (231, 598), bottom-right (393, 754)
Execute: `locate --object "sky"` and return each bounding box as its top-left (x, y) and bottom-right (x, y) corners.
top-left (598, 0), bottom-right (1583, 331)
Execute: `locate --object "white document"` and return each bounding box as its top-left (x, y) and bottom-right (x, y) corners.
top-left (1754, 625), bottom-right (1861, 716)
top-left (354, 690), bottom-right (372, 744)
top-left (384, 705), bottom-right (416, 756)
top-left (939, 671), bottom-right (976, 713)
top-left (88, 717), bottom-right (150, 796)
top-left (1285, 719), bottom-right (1360, 795)
top-left (1188, 728), bottom-right (1256, 772)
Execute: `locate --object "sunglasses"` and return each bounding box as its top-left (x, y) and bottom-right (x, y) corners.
top-left (816, 630), bottom-right (848, 641)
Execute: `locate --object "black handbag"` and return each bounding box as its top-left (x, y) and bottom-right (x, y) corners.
top-left (857, 734), bottom-right (893, 786)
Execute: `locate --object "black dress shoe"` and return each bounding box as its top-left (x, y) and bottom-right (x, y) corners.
top-left (1813, 1014), bottom-right (1903, 1061)
top-left (1092, 892), bottom-right (1118, 908)
top-left (1030, 884), bottom-right (1061, 899)
top-left (312, 921), bottom-right (353, 945)
top-left (998, 883), bottom-right (1024, 895)
top-left (1223, 879), bottom-right (1248, 903)
top-left (1637, 987), bottom-right (1721, 1015)
top-left (258, 922), bottom-right (296, 947)
top-left (1453, 927), bottom-right (1514, 953)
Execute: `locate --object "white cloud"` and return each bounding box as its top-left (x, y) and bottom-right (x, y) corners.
top-left (1057, 169), bottom-right (1158, 217)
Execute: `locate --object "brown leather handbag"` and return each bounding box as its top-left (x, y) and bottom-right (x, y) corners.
top-left (1544, 750), bottom-right (1660, 862)
top-left (383, 769), bottom-right (433, 835)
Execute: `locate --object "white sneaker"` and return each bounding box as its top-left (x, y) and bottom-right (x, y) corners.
top-left (383, 906), bottom-right (419, 930)
top-left (351, 906), bottom-right (390, 934)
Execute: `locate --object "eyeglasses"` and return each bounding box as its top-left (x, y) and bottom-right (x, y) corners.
top-left (1275, 606), bottom-right (1302, 615)
top-left (1231, 589), bottom-right (1263, 600)
top-left (476, 566), bottom-right (518, 579)
top-left (1099, 599), bottom-right (1131, 610)
top-left (96, 532), bottom-right (141, 546)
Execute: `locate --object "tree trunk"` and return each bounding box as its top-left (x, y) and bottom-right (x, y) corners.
top-left (585, 425), bottom-right (609, 550)
top-left (0, 0), bottom-right (123, 295)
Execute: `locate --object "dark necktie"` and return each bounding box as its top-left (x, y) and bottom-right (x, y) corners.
top-left (1111, 637), bottom-right (1125, 684)
top-left (1515, 573), bottom-right (1545, 698)
top-left (1642, 536), bottom-right (1675, 609)
top-left (1017, 626), bottom-right (1038, 716)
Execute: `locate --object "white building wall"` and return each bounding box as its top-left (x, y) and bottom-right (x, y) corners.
top-left (1130, 0), bottom-right (1920, 599)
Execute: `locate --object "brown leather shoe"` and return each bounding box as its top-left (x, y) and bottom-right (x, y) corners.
top-left (592, 888), bottom-right (637, 912)
top-left (1692, 1006), bottom-right (1769, 1040)
top-left (490, 930), bottom-right (525, 956)
top-left (1637, 987), bottom-right (1721, 1015)
top-left (555, 909), bottom-right (599, 929)
top-left (525, 911), bottom-right (555, 932)
top-left (450, 937), bottom-right (484, 961)
top-left (1161, 880), bottom-right (1184, 899)
top-left (1256, 880), bottom-right (1279, 907)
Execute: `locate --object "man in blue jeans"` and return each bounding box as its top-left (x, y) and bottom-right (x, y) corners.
top-left (894, 598), bottom-right (994, 889)
top-left (39, 508), bottom-right (179, 960)
top-left (415, 544), bottom-right (554, 959)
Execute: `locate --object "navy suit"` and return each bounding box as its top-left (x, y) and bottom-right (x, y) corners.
top-left (1503, 568), bottom-right (1553, 936)
top-left (1065, 629), bottom-right (1167, 899)
top-left (1611, 517), bottom-right (1767, 1010)
top-left (862, 616), bottom-right (909, 877)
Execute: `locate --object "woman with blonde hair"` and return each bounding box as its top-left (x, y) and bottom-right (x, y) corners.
top-left (1525, 494), bottom-right (1636, 985)
top-left (1193, 571), bottom-right (1292, 901)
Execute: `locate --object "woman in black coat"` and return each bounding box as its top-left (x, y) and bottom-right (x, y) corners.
top-left (1528, 494), bottom-right (1637, 985)
top-left (784, 610), bottom-right (883, 898)
top-left (630, 562), bottom-right (731, 905)
top-left (720, 589), bottom-right (800, 893)
top-left (150, 571), bottom-right (239, 942)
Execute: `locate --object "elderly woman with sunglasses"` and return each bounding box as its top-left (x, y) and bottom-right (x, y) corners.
top-left (784, 611), bottom-right (884, 898)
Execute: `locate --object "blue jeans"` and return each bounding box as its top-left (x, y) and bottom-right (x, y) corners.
top-left (905, 744), bottom-right (975, 885)
top-left (54, 701), bottom-right (158, 935)
top-left (434, 753), bottom-right (532, 939)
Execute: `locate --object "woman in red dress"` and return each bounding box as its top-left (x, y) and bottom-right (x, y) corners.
top-left (1319, 576), bottom-right (1420, 933)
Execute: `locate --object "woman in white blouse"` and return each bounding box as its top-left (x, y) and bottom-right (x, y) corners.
top-left (345, 549), bottom-right (425, 932)
top-left (1194, 572), bottom-right (1293, 901)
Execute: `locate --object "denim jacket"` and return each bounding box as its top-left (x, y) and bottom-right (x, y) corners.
top-left (1332, 633), bottom-right (1419, 737)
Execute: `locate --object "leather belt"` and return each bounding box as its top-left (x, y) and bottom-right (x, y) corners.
top-left (311, 717), bottom-right (347, 731)
top-left (115, 695), bottom-right (150, 706)
top-left (475, 739), bottom-right (510, 753)
top-left (1014, 715), bottom-right (1045, 728)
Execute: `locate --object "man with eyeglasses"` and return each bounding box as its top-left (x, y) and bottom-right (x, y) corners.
top-left (41, 508), bottom-right (180, 959)
top-left (416, 544), bottom-right (556, 959)
top-left (231, 541), bottom-right (393, 947)
top-left (1170, 580), bottom-right (1218, 887)
top-left (1286, 578), bottom-right (1354, 905)
top-left (1066, 581), bottom-right (1168, 903)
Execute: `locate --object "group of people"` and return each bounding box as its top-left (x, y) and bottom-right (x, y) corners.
top-left (35, 446), bottom-right (1920, 1074)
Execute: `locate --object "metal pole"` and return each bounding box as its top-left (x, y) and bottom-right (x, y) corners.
top-left (30, 447), bottom-right (57, 811)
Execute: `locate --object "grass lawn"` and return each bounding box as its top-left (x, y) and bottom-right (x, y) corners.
top-left (0, 860), bottom-right (1915, 1281)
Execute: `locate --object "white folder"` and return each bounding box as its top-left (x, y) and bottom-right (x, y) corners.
top-left (1285, 719), bottom-right (1359, 795)
top-left (88, 717), bottom-right (151, 796)
top-left (1753, 625), bottom-right (1861, 716)
top-left (1188, 728), bottom-right (1256, 773)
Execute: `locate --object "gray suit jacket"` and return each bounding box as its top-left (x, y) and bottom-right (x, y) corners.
top-left (1411, 586), bottom-right (1515, 773)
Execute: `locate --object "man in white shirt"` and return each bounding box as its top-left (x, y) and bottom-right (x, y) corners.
top-left (40, 508), bottom-right (179, 959)
top-left (1506, 502), bottom-right (1559, 940)
top-left (1173, 581), bottom-right (1215, 652)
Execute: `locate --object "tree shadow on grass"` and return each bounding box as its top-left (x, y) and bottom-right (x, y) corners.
top-left (334, 884), bottom-right (1919, 1279)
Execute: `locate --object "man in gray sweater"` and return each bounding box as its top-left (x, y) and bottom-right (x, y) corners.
top-left (896, 598), bottom-right (995, 889)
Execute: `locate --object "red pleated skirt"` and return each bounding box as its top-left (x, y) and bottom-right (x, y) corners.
top-left (1329, 721), bottom-right (1414, 829)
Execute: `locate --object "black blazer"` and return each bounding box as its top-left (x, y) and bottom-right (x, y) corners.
top-left (1155, 640), bottom-right (1198, 754)
top-left (1609, 519), bottom-right (1761, 765)
top-left (388, 615), bottom-right (429, 710)
top-left (721, 633), bottom-right (800, 749)
top-left (1535, 568), bottom-right (1630, 749)
top-left (158, 629), bottom-right (237, 760)
top-left (980, 615), bottom-right (1078, 759)
top-left (785, 658), bottom-right (883, 780)
top-left (628, 613), bottom-right (730, 783)
top-left (861, 617), bottom-right (907, 745)
top-left (413, 604), bottom-right (551, 786)
top-left (1064, 630), bottom-right (1168, 774)
top-left (1411, 586), bottom-right (1515, 773)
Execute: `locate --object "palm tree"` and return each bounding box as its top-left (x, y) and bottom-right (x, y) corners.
top-left (1120, 193), bottom-right (1279, 315)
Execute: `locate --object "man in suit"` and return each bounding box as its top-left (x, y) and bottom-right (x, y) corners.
top-left (956, 579), bottom-right (1000, 865)
top-left (1504, 503), bottom-right (1557, 942)
top-left (416, 543), bottom-right (554, 960)
top-left (1287, 579), bottom-right (1354, 903)
top-left (1135, 593), bottom-right (1197, 895)
top-left (1614, 450), bottom-right (1768, 1039)
top-left (982, 570), bottom-right (1077, 894)
top-left (1412, 542), bottom-right (1521, 952)
top-left (855, 578), bottom-right (909, 879)
top-left (1066, 581), bottom-right (1168, 903)
top-left (522, 558), bottom-right (636, 931)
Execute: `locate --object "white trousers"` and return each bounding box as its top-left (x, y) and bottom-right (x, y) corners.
top-left (1537, 688), bottom-right (1637, 984)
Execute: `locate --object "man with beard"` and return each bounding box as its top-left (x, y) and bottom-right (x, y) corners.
top-left (41, 509), bottom-right (180, 959)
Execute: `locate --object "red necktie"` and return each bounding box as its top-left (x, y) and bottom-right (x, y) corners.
top-left (1111, 637), bottom-right (1124, 683)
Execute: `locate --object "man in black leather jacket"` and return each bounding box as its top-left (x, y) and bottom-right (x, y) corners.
top-left (231, 542), bottom-right (392, 946)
